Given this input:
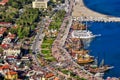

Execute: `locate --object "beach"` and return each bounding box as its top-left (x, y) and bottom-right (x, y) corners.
top-left (72, 0), bottom-right (120, 22)
top-left (72, 0), bottom-right (109, 17)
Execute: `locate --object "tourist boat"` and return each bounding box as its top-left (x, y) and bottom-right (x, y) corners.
top-left (72, 22), bottom-right (86, 30)
top-left (71, 22), bottom-right (101, 39)
top-left (87, 59), bottom-right (114, 73)
top-left (71, 30), bottom-right (99, 39)
top-left (77, 54), bottom-right (94, 64)
top-left (89, 65), bottom-right (114, 73)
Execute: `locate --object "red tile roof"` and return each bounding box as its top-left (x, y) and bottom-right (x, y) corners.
top-left (2, 64), bottom-right (10, 69)
top-left (54, 77), bottom-right (59, 80)
top-left (0, 22), bottom-right (11, 24)
top-left (7, 33), bottom-right (16, 39)
top-left (7, 56), bottom-right (17, 59)
top-left (0, 27), bottom-right (7, 34)
top-left (45, 72), bottom-right (54, 78)
top-left (0, 43), bottom-right (10, 49)
top-left (2, 0), bottom-right (8, 2)
top-left (0, 64), bottom-right (10, 70)
top-left (6, 70), bottom-right (17, 75)
top-left (0, 0), bottom-right (9, 5)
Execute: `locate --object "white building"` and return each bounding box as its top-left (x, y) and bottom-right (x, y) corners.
top-left (3, 49), bottom-right (20, 56)
top-left (32, 0), bottom-right (48, 9)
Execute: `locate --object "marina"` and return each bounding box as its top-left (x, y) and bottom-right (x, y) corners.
top-left (71, 0), bottom-right (120, 78)
top-left (64, 21), bottom-right (115, 78)
top-left (87, 22), bottom-right (120, 78)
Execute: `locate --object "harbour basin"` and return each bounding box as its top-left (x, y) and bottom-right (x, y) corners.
top-left (86, 22), bottom-right (120, 78)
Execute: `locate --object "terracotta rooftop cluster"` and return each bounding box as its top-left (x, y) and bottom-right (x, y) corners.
top-left (0, 0), bottom-right (9, 6)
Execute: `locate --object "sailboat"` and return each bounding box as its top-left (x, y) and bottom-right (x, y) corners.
top-left (88, 59), bottom-right (114, 73)
top-left (99, 59), bottom-right (104, 67)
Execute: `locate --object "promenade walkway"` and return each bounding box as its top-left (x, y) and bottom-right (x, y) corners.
top-left (72, 0), bottom-right (120, 22)
top-left (51, 0), bottom-right (102, 79)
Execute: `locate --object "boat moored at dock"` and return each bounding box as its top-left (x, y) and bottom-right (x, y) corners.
top-left (71, 30), bottom-right (100, 39)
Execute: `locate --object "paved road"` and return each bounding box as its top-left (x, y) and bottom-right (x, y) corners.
top-left (32, 20), bottom-right (45, 53)
top-left (31, 17), bottom-right (48, 67)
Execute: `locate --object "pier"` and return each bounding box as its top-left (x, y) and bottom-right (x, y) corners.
top-left (72, 0), bottom-right (120, 22)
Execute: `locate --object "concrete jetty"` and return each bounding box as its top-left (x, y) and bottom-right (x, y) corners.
top-left (72, 0), bottom-right (120, 22)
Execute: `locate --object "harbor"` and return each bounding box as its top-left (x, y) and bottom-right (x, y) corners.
top-left (64, 21), bottom-right (116, 79)
top-left (0, 0), bottom-right (120, 79)
top-left (64, 0), bottom-right (120, 79)
top-left (72, 0), bottom-right (120, 22)
top-left (70, 0), bottom-right (120, 78)
top-left (86, 22), bottom-right (120, 78)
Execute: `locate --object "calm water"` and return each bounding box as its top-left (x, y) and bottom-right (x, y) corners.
top-left (83, 0), bottom-right (120, 78)
top-left (86, 22), bottom-right (120, 78)
top-left (83, 0), bottom-right (120, 17)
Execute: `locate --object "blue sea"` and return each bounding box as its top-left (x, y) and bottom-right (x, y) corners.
top-left (83, 0), bottom-right (120, 78)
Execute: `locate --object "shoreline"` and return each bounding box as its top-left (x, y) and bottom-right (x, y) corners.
top-left (51, 0), bottom-right (103, 79)
top-left (72, 0), bottom-right (109, 17)
top-left (72, 0), bottom-right (120, 22)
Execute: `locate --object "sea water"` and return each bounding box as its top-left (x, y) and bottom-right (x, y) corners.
top-left (83, 0), bottom-right (120, 78)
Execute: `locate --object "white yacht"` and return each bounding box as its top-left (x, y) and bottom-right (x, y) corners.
top-left (71, 30), bottom-right (98, 39)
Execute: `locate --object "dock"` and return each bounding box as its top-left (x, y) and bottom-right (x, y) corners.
top-left (72, 0), bottom-right (120, 22)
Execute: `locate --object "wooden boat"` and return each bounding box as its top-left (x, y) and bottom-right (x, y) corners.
top-left (89, 65), bottom-right (114, 73)
top-left (72, 22), bottom-right (86, 30)
top-left (78, 58), bottom-right (94, 64)
top-left (87, 59), bottom-right (114, 73)
top-left (77, 54), bottom-right (94, 64)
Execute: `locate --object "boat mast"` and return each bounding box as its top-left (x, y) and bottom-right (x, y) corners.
top-left (94, 57), bottom-right (98, 66)
top-left (99, 59), bottom-right (104, 67)
top-left (86, 21), bottom-right (88, 31)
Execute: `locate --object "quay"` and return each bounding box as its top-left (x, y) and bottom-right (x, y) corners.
top-left (72, 0), bottom-right (120, 22)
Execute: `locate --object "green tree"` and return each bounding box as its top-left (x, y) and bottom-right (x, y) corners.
top-left (17, 27), bottom-right (23, 39)
top-left (9, 28), bottom-right (17, 34)
top-left (22, 27), bottom-right (30, 37)
top-left (11, 2), bottom-right (19, 8)
top-left (0, 47), bottom-right (3, 53)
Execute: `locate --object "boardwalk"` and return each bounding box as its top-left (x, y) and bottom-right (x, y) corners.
top-left (72, 0), bottom-right (120, 22)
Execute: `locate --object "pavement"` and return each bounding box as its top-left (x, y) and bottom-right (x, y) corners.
top-left (51, 0), bottom-right (103, 80)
